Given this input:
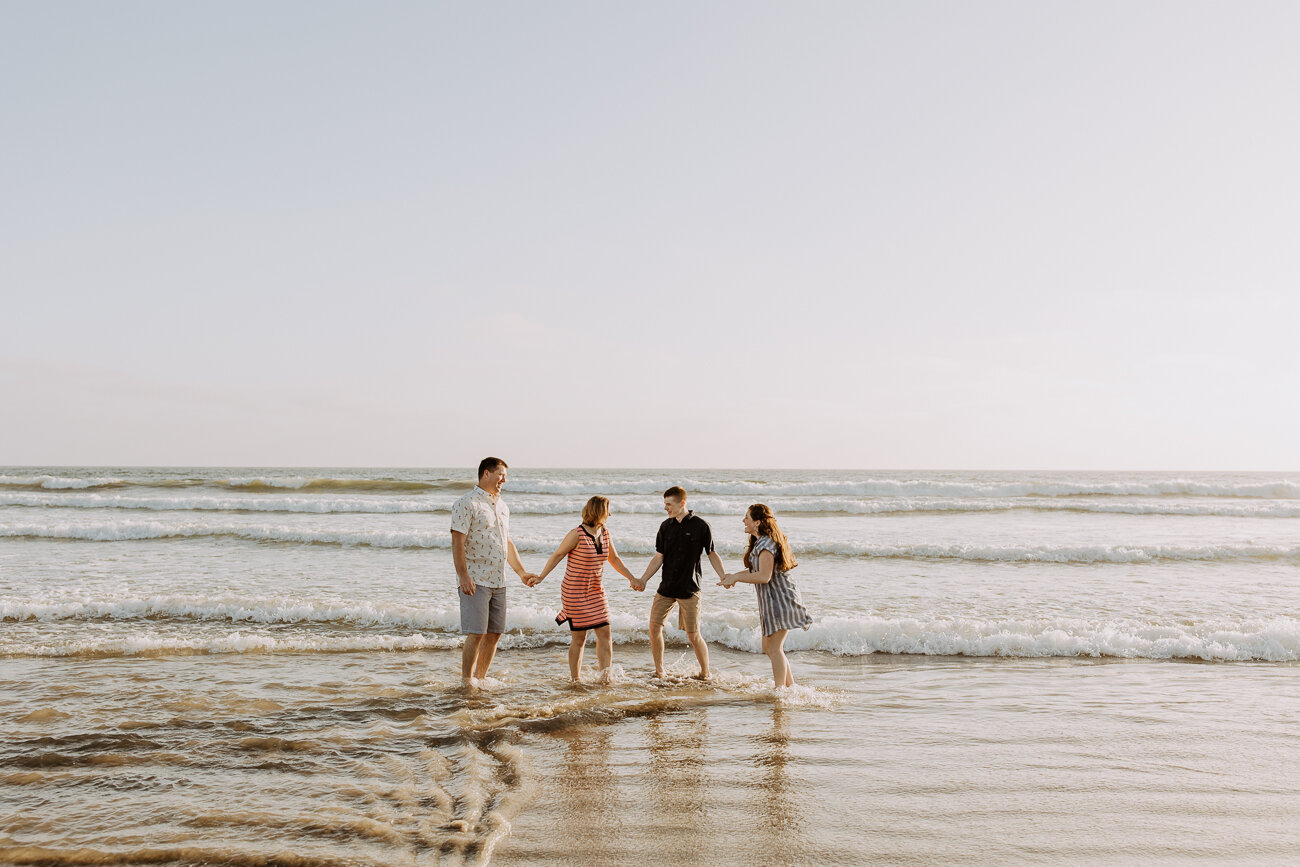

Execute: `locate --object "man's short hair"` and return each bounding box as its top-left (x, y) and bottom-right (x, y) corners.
top-left (478, 457), bottom-right (508, 479)
top-left (663, 486), bottom-right (686, 501)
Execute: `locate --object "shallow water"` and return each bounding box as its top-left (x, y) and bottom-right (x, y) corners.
top-left (3, 467), bottom-right (1299, 863)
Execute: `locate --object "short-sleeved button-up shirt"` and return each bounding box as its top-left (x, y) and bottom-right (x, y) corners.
top-left (449, 486), bottom-right (511, 588)
top-left (655, 511), bottom-right (715, 599)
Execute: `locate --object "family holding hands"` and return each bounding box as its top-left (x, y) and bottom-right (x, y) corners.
top-left (450, 458), bottom-right (813, 689)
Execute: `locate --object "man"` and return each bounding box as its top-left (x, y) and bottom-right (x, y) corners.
top-left (634, 486), bottom-right (725, 679)
top-left (449, 457), bottom-right (538, 686)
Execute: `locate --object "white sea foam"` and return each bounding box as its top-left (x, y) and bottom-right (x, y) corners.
top-left (765, 614), bottom-right (1300, 662)
top-left (0, 630), bottom-right (463, 658)
top-left (5, 595), bottom-right (1297, 661)
top-left (2, 595), bottom-right (472, 630)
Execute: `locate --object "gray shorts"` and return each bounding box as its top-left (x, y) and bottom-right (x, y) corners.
top-left (459, 584), bottom-right (507, 634)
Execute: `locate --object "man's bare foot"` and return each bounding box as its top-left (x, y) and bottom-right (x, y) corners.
top-left (462, 676), bottom-right (480, 692)
top-left (691, 671), bottom-right (711, 681)
top-left (595, 668), bottom-right (612, 685)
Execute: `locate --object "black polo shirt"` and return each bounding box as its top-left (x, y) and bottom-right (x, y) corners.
top-left (655, 511), bottom-right (714, 599)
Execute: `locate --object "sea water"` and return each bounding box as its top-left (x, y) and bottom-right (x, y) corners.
top-left (2, 467), bottom-right (1298, 864)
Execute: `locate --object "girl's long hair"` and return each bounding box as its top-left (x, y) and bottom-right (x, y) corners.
top-left (743, 503), bottom-right (797, 572)
top-left (581, 495), bottom-right (610, 527)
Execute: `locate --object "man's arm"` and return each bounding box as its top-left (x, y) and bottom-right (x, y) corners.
top-left (507, 537), bottom-right (538, 584)
top-left (707, 550), bottom-right (726, 580)
top-left (638, 553), bottom-right (664, 589)
top-left (452, 531), bottom-right (474, 595)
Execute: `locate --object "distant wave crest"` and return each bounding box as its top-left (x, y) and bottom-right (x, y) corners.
top-left (6, 490), bottom-right (1300, 518)
top-left (5, 520), bottom-right (1300, 564)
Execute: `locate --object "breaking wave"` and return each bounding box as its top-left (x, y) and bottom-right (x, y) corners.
top-left (5, 596), bottom-right (1297, 662)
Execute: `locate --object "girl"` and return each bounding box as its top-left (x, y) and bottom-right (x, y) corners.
top-left (720, 503), bottom-right (812, 687)
top-left (532, 495), bottom-right (639, 682)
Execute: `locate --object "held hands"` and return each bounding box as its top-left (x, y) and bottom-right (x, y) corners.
top-left (629, 577), bottom-right (646, 592)
top-left (521, 573), bottom-right (542, 587)
top-left (718, 572), bottom-right (740, 589)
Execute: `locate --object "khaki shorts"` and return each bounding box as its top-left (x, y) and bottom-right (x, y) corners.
top-left (650, 592), bottom-right (701, 634)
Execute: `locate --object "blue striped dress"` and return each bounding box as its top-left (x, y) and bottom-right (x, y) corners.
top-left (749, 536), bottom-right (812, 637)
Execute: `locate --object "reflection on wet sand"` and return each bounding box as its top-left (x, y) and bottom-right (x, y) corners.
top-left (553, 727), bottom-right (622, 853)
top-left (753, 704), bottom-right (808, 863)
top-left (644, 711), bottom-right (712, 830)
top-left (497, 684), bottom-right (833, 865)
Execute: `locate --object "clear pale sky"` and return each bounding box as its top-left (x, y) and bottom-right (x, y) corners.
top-left (3, 2), bottom-right (1297, 470)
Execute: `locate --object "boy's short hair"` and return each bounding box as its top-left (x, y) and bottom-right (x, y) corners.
top-left (478, 457), bottom-right (508, 479)
top-left (663, 486), bottom-right (686, 501)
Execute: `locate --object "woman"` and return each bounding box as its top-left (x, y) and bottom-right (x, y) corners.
top-left (720, 503), bottom-right (812, 687)
top-left (532, 495), bottom-right (639, 683)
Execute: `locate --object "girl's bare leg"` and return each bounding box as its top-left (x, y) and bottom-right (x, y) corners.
top-left (594, 625), bottom-right (612, 682)
top-left (568, 630), bottom-right (587, 682)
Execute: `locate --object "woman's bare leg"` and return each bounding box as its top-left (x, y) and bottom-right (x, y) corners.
top-left (764, 630), bottom-right (793, 687)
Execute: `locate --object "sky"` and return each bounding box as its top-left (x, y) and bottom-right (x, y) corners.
top-left (3, 1), bottom-right (1298, 470)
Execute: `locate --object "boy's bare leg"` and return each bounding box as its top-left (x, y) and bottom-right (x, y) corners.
top-left (687, 631), bottom-right (710, 679)
top-left (649, 621), bottom-right (665, 677)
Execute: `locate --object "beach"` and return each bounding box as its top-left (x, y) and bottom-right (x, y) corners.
top-left (3, 467), bottom-right (1300, 864)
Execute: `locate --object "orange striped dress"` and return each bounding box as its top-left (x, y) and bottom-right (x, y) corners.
top-left (555, 525), bottom-right (610, 631)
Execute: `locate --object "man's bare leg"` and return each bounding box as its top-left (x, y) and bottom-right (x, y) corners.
top-left (472, 632), bottom-right (502, 680)
top-left (462, 633), bottom-right (484, 683)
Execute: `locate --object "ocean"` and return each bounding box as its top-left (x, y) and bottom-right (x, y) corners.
top-left (2, 467), bottom-right (1299, 864)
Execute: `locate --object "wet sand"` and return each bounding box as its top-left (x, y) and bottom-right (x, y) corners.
top-left (8, 644), bottom-right (1297, 865)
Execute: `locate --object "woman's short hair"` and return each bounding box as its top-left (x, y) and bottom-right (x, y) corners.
top-left (582, 495), bottom-right (611, 526)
